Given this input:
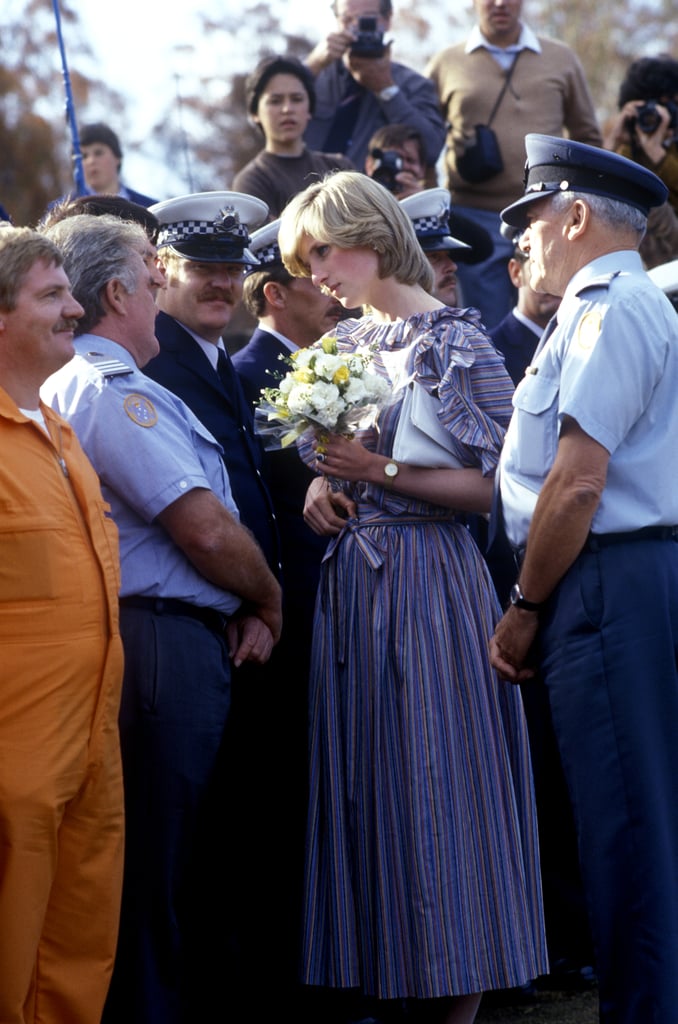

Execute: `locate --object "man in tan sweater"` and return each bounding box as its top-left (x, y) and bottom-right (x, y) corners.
top-left (426, 0), bottom-right (601, 328)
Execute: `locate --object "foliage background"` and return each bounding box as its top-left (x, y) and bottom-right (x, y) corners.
top-left (1, 0), bottom-right (676, 226)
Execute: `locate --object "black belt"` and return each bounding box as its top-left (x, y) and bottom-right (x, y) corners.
top-left (119, 596), bottom-right (229, 635)
top-left (584, 525), bottom-right (678, 551)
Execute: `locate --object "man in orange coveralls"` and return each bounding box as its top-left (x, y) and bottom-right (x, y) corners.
top-left (0, 226), bottom-right (124, 1024)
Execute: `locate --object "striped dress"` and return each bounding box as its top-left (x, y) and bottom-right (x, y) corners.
top-left (299, 308), bottom-right (549, 998)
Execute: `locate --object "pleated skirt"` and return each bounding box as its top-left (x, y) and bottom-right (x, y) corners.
top-left (301, 512), bottom-right (549, 998)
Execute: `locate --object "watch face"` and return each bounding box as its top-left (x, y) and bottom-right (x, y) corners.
top-left (385, 461), bottom-right (399, 478)
top-left (509, 583), bottom-right (540, 611)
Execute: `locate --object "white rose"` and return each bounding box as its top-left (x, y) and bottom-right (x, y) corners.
top-left (343, 377), bottom-right (367, 403)
top-left (362, 372), bottom-right (391, 402)
top-left (308, 380), bottom-right (340, 410)
top-left (313, 353), bottom-right (345, 380)
top-left (293, 348), bottom-right (314, 368)
top-left (286, 383), bottom-right (314, 416)
top-left (314, 399), bottom-right (346, 429)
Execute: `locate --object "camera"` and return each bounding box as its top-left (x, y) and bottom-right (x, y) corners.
top-left (369, 148), bottom-right (403, 193)
top-left (629, 98), bottom-right (678, 134)
top-left (349, 16), bottom-right (385, 59)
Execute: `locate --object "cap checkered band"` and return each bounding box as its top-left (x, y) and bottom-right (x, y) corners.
top-left (411, 213), bottom-right (448, 237)
top-left (253, 241), bottom-right (282, 265)
top-left (157, 207), bottom-right (250, 248)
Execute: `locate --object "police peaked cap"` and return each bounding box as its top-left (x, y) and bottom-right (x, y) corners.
top-left (245, 218), bottom-right (283, 271)
top-left (400, 188), bottom-right (470, 254)
top-left (150, 191), bottom-right (269, 264)
top-left (501, 134), bottom-right (669, 231)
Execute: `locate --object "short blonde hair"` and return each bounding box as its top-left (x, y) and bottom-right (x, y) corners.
top-left (278, 170), bottom-right (433, 291)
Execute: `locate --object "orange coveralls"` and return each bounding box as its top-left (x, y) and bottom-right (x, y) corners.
top-left (0, 389), bottom-right (124, 1024)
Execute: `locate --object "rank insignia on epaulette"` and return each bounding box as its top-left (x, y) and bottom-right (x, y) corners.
top-left (83, 351), bottom-right (134, 378)
top-left (578, 270), bottom-right (622, 293)
top-left (576, 311), bottom-right (602, 350)
top-left (123, 394), bottom-right (158, 427)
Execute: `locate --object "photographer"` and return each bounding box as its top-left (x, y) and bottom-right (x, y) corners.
top-left (604, 54), bottom-right (678, 267)
top-left (364, 123), bottom-right (426, 197)
top-left (604, 55), bottom-right (678, 212)
top-left (303, 0), bottom-right (445, 168)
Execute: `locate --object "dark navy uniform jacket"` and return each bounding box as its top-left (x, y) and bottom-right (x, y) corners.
top-left (145, 311), bottom-right (281, 577)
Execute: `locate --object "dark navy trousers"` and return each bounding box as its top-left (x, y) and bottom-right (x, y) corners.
top-left (103, 607), bottom-right (232, 1024)
top-left (539, 536), bottom-right (678, 1024)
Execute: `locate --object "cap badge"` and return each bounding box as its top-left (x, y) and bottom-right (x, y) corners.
top-left (214, 207), bottom-right (240, 234)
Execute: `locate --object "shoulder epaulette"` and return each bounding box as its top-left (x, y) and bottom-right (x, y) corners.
top-left (576, 270), bottom-right (622, 294)
top-left (82, 351), bottom-right (134, 379)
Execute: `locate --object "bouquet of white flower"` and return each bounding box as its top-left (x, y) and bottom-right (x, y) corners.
top-left (254, 335), bottom-right (391, 451)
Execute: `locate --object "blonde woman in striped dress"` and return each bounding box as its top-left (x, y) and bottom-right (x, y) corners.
top-left (278, 171), bottom-right (548, 1024)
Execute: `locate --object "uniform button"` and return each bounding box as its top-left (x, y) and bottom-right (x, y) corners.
top-left (179, 480), bottom-right (188, 490)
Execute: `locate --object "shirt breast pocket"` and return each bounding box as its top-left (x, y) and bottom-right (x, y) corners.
top-left (512, 374), bottom-right (560, 478)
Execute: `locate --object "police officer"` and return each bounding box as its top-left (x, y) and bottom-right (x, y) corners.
top-left (400, 187), bottom-right (471, 306)
top-left (41, 213), bottom-right (282, 1024)
top-left (146, 194), bottom-right (311, 1019)
top-left (147, 190), bottom-right (280, 573)
top-left (490, 134), bottom-right (678, 1024)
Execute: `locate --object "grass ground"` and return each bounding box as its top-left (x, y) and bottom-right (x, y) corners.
top-left (477, 985), bottom-right (598, 1023)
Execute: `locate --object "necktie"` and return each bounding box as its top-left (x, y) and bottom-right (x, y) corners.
top-left (216, 348), bottom-right (240, 411)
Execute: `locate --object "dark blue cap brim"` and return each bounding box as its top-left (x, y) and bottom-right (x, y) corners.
top-left (502, 133), bottom-right (669, 231)
top-left (164, 239), bottom-right (259, 265)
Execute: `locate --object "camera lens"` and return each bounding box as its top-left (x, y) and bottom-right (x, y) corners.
top-left (636, 100), bottom-right (661, 134)
top-left (370, 150), bottom-right (403, 193)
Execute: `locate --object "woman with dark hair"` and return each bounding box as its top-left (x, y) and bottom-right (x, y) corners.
top-left (277, 171), bottom-right (548, 1024)
top-left (233, 54), bottom-right (353, 218)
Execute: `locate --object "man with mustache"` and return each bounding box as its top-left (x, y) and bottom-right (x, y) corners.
top-left (233, 216), bottom-right (343, 648)
top-left (0, 226), bottom-right (124, 1024)
top-left (147, 190), bottom-right (280, 572)
top-left (400, 186), bottom-right (473, 306)
top-left (232, 219), bottom-right (346, 1021)
top-left (145, 192), bottom-right (310, 1020)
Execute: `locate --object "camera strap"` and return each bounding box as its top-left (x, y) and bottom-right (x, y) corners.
top-left (486, 50), bottom-right (521, 128)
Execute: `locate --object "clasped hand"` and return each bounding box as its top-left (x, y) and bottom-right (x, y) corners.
top-left (489, 606), bottom-right (539, 684)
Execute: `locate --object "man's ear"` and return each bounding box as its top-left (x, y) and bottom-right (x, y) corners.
top-left (262, 280), bottom-right (287, 309)
top-left (507, 257), bottom-right (525, 290)
top-left (566, 198), bottom-right (590, 240)
top-left (104, 277), bottom-right (127, 315)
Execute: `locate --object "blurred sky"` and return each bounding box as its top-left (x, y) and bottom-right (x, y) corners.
top-left (69, 0), bottom-right (337, 198)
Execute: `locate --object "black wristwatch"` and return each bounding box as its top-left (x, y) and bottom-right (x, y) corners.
top-left (509, 582), bottom-right (542, 612)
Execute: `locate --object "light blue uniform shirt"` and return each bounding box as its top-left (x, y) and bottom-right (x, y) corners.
top-left (500, 250), bottom-right (678, 548)
top-left (42, 335), bottom-right (242, 614)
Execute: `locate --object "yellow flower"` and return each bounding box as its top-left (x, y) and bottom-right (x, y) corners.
top-left (292, 368), bottom-right (314, 383)
top-left (321, 335), bottom-right (338, 354)
top-left (332, 365), bottom-right (350, 385)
